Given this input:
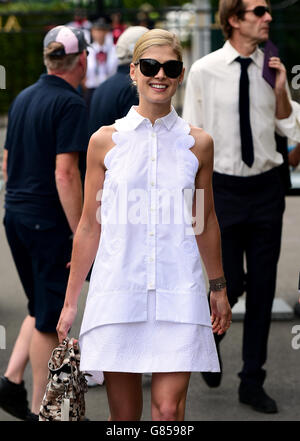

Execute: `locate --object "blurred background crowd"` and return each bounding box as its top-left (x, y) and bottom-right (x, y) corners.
top-left (1, 0), bottom-right (300, 192)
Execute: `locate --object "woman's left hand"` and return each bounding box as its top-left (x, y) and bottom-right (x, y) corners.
top-left (210, 290), bottom-right (232, 335)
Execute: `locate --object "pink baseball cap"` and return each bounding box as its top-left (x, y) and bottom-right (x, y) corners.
top-left (43, 25), bottom-right (88, 57)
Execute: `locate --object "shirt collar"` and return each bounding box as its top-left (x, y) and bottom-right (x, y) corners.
top-left (223, 40), bottom-right (263, 68)
top-left (39, 73), bottom-right (80, 94)
top-left (126, 105), bottom-right (178, 131)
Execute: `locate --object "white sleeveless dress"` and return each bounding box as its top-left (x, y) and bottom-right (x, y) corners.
top-left (79, 106), bottom-right (220, 384)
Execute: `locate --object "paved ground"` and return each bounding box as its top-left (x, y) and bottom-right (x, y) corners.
top-left (0, 125), bottom-right (300, 421)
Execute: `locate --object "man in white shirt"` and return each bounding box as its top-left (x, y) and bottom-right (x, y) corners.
top-left (83, 17), bottom-right (118, 108)
top-left (183, 0), bottom-right (300, 414)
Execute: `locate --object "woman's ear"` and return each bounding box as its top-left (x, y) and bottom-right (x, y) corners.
top-left (130, 62), bottom-right (136, 82)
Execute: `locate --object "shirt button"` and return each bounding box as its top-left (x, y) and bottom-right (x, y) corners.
top-left (149, 232), bottom-right (154, 236)
top-left (151, 182), bottom-right (155, 186)
top-left (151, 157), bottom-right (156, 161)
top-left (35, 224), bottom-right (40, 230)
top-left (151, 133), bottom-right (156, 138)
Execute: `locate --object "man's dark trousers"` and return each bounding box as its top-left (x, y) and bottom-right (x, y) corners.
top-left (212, 166), bottom-right (285, 386)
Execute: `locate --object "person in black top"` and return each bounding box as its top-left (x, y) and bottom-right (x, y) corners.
top-left (89, 26), bottom-right (148, 136)
top-left (0, 26), bottom-right (89, 421)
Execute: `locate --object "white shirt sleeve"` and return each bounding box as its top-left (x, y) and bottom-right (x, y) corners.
top-left (182, 67), bottom-right (203, 128)
top-left (275, 99), bottom-right (300, 143)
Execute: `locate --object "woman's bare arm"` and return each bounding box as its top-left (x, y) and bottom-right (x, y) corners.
top-left (190, 127), bottom-right (232, 335)
top-left (56, 125), bottom-right (115, 341)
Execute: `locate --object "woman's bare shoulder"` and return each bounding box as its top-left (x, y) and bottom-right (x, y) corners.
top-left (89, 124), bottom-right (115, 153)
top-left (90, 124), bottom-right (116, 147)
top-left (87, 125), bottom-right (116, 167)
top-left (189, 125), bottom-right (214, 166)
top-left (189, 126), bottom-right (213, 151)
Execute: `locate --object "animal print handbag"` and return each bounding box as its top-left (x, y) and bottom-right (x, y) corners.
top-left (39, 337), bottom-right (88, 421)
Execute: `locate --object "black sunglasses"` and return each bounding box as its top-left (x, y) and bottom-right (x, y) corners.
top-left (135, 58), bottom-right (183, 79)
top-left (243, 6), bottom-right (270, 17)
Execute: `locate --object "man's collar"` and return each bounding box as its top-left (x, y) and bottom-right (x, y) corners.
top-left (223, 40), bottom-right (263, 68)
top-left (39, 73), bottom-right (80, 94)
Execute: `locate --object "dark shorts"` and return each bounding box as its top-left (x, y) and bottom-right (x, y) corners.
top-left (3, 210), bottom-right (73, 332)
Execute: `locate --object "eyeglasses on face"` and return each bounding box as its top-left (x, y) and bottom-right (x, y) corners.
top-left (243, 5), bottom-right (271, 17)
top-left (134, 58), bottom-right (183, 79)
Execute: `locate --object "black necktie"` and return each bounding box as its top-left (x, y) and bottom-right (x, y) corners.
top-left (236, 57), bottom-right (254, 167)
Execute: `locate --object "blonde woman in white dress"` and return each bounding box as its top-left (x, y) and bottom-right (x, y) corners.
top-left (57, 29), bottom-right (232, 421)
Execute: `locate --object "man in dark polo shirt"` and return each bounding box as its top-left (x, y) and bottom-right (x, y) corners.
top-left (0, 26), bottom-right (89, 420)
top-left (88, 26), bottom-right (148, 136)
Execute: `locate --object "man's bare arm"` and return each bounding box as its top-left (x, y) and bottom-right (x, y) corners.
top-left (55, 152), bottom-right (83, 234)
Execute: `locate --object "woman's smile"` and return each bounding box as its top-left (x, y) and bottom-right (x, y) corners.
top-left (149, 82), bottom-right (168, 92)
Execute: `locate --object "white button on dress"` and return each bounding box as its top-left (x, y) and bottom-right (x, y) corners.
top-left (79, 106), bottom-right (220, 383)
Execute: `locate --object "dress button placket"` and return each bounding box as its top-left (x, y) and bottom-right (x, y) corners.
top-left (148, 130), bottom-right (157, 291)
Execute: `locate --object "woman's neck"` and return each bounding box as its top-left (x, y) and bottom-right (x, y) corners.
top-left (136, 101), bottom-right (172, 125)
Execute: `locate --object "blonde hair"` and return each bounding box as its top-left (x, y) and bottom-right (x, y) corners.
top-left (132, 29), bottom-right (183, 63)
top-left (43, 42), bottom-right (80, 72)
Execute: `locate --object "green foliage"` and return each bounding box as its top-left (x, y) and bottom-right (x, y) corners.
top-left (120, 0), bottom-right (188, 8)
top-left (0, 1), bottom-right (73, 13)
top-left (0, 34), bottom-right (41, 113)
top-left (0, 10), bottom-right (74, 114)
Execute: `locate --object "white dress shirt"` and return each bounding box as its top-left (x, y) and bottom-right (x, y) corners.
top-left (183, 40), bottom-right (300, 176)
top-left (79, 106), bottom-right (211, 337)
top-left (85, 37), bottom-right (118, 89)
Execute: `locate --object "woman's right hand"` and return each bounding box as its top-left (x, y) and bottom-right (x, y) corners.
top-left (56, 304), bottom-right (78, 343)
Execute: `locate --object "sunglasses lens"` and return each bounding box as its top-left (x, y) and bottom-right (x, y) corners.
top-left (139, 59), bottom-right (160, 77)
top-left (139, 59), bottom-right (183, 78)
top-left (164, 60), bottom-right (183, 78)
top-left (254, 6), bottom-right (268, 16)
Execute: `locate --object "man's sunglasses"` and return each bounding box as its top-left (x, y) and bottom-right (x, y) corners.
top-left (243, 6), bottom-right (270, 17)
top-left (135, 58), bottom-right (183, 79)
